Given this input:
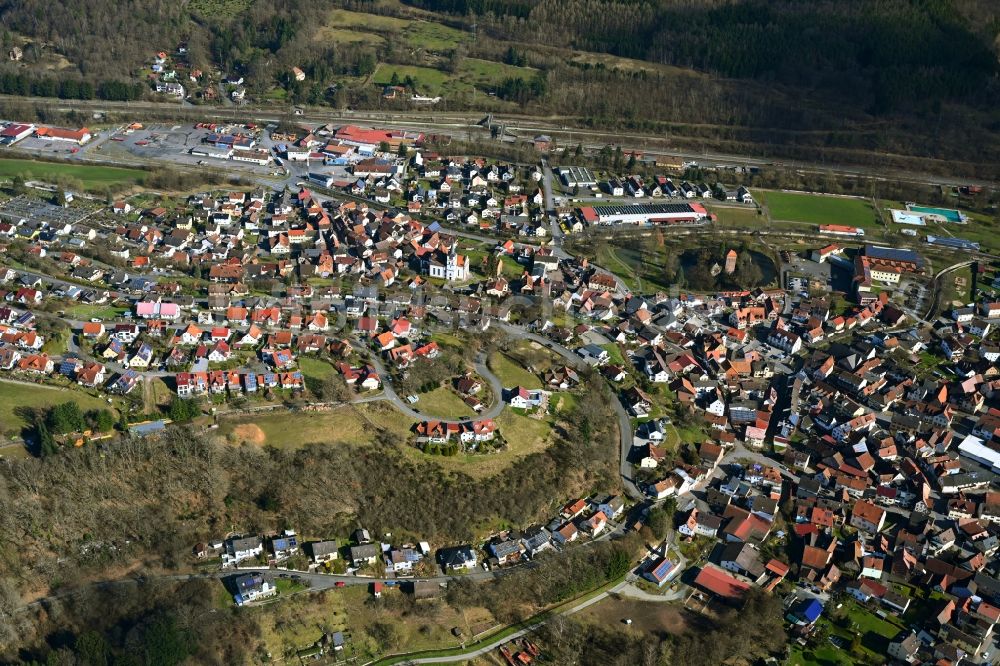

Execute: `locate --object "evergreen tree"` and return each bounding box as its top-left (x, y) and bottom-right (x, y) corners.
top-left (38, 422), bottom-right (58, 457)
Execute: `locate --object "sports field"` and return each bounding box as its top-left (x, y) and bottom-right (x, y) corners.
top-left (0, 158), bottom-right (146, 190)
top-left (757, 190), bottom-right (876, 227)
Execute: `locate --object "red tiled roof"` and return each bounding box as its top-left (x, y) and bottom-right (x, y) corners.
top-left (693, 566), bottom-right (750, 599)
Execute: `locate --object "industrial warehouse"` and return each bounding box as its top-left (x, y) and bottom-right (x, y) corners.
top-left (578, 202), bottom-right (711, 226)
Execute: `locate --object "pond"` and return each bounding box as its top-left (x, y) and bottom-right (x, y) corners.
top-left (679, 248), bottom-right (777, 289)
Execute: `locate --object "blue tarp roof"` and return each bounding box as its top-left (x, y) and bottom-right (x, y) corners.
top-left (130, 420), bottom-right (166, 436)
top-left (798, 598), bottom-right (823, 623)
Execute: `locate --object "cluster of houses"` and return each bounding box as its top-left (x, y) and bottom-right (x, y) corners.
top-left (669, 453), bottom-right (792, 596)
top-left (204, 486), bottom-right (631, 607)
top-left (541, 250), bottom-right (1000, 662)
top-left (414, 418), bottom-right (498, 450)
top-left (0, 286), bottom-right (142, 394)
top-left (472, 491), bottom-right (627, 572)
top-left (148, 46), bottom-right (218, 101)
top-left (596, 173), bottom-right (754, 206)
top-left (0, 198), bottom-right (632, 406)
top-left (313, 151), bottom-right (552, 238)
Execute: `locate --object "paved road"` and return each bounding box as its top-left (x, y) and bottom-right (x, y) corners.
top-left (496, 322), bottom-right (641, 500)
top-left (540, 159), bottom-right (566, 252)
top-left (920, 259), bottom-right (976, 323)
top-left (614, 580), bottom-right (686, 603)
top-left (17, 563), bottom-right (501, 612)
top-left (392, 580), bottom-right (628, 665)
top-left (351, 340), bottom-right (505, 424)
top-left (7, 94), bottom-right (996, 188)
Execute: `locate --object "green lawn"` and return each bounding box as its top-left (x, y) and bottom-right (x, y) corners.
top-left (809, 599), bottom-right (906, 664)
top-left (298, 356), bottom-right (337, 396)
top-left (673, 422), bottom-right (709, 446)
top-left (0, 158), bottom-right (146, 190)
top-left (488, 352), bottom-right (542, 389)
top-left (707, 204), bottom-right (764, 227)
top-left (458, 58), bottom-right (536, 87)
top-left (429, 332), bottom-right (464, 350)
top-left (594, 243), bottom-right (674, 293)
top-left (0, 380), bottom-right (116, 437)
top-left (788, 643), bottom-right (854, 666)
top-left (298, 357), bottom-right (335, 383)
top-left (42, 327), bottom-right (70, 355)
top-left (497, 409), bottom-right (550, 447)
top-left (938, 264), bottom-right (974, 311)
top-left (400, 408), bottom-right (553, 478)
top-left (219, 406), bottom-right (379, 449)
top-left (372, 64), bottom-right (450, 95)
top-left (404, 20), bottom-right (469, 50)
top-left (323, 8), bottom-right (410, 32)
top-left (550, 392), bottom-right (578, 416)
top-left (601, 343), bottom-right (626, 366)
top-left (413, 385), bottom-right (475, 419)
top-left (756, 190), bottom-right (877, 228)
top-left (65, 303), bottom-right (128, 320)
top-left (320, 8), bottom-right (468, 51)
top-left (787, 599), bottom-right (904, 666)
top-left (597, 245), bottom-right (642, 293)
top-left (314, 27), bottom-right (387, 45)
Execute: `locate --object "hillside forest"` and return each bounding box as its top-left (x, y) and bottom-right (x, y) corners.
top-left (0, 0), bottom-right (997, 170)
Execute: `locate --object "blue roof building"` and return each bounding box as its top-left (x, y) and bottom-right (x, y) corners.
top-left (130, 420), bottom-right (166, 437)
top-left (787, 597), bottom-right (823, 625)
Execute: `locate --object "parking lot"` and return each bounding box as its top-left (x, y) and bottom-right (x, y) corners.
top-left (95, 123), bottom-right (281, 177)
top-left (9, 135), bottom-right (86, 157)
top-left (0, 195), bottom-right (92, 226)
top-left (899, 277), bottom-right (928, 315)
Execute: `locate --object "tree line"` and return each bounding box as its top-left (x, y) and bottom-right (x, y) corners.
top-left (15, 400), bottom-right (116, 456)
top-left (0, 71), bottom-right (146, 101)
top-left (0, 369), bottom-right (620, 630)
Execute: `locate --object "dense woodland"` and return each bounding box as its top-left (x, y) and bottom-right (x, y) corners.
top-left (0, 370), bottom-right (619, 650)
top-left (0, 0), bottom-right (998, 168)
top-left (1, 542), bottom-right (788, 664)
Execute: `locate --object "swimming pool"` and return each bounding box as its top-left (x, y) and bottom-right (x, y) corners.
top-left (890, 209), bottom-right (926, 226)
top-left (907, 204), bottom-right (963, 223)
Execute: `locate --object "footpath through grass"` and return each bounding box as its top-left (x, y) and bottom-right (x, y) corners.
top-left (370, 575), bottom-right (626, 665)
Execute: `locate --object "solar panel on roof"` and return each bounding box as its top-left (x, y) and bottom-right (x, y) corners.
top-left (864, 244), bottom-right (923, 265)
